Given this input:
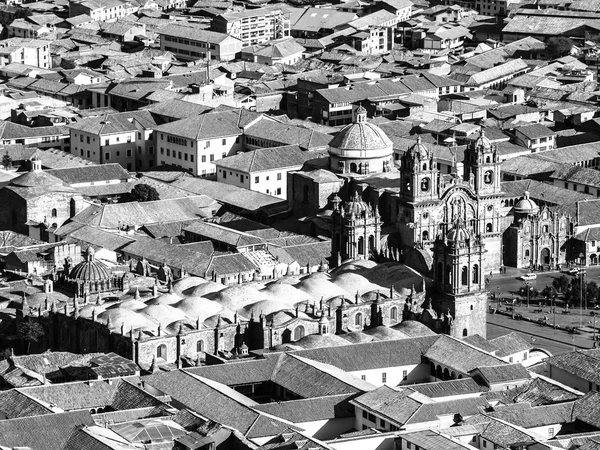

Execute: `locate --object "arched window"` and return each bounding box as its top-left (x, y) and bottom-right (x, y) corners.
top-left (445, 264), bottom-right (451, 285)
top-left (543, 225), bottom-right (549, 233)
top-left (390, 307), bottom-right (397, 321)
top-left (355, 312), bottom-right (363, 327)
top-left (157, 344), bottom-right (167, 360)
top-left (51, 208), bottom-right (57, 218)
top-left (525, 249), bottom-right (530, 257)
top-left (196, 340), bottom-right (204, 353)
top-left (486, 223), bottom-right (493, 232)
top-left (368, 235), bottom-right (375, 251)
top-left (294, 325), bottom-right (305, 341)
top-left (350, 162), bottom-right (358, 173)
top-left (422, 163), bottom-right (427, 171)
top-left (422, 230), bottom-right (429, 241)
top-left (463, 328), bottom-right (468, 337)
top-left (358, 236), bottom-right (364, 255)
top-left (486, 156), bottom-right (491, 164)
top-left (472, 264), bottom-right (479, 284)
top-left (461, 266), bottom-right (468, 285)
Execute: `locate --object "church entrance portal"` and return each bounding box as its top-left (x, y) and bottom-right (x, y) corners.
top-left (541, 248), bottom-right (550, 265)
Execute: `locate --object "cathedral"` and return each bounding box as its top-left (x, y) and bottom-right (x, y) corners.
top-left (325, 109), bottom-right (497, 338)
top-left (396, 131), bottom-right (504, 276)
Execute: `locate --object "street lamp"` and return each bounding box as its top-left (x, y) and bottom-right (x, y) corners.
top-left (553, 293), bottom-right (557, 329)
top-left (497, 285), bottom-right (500, 310)
top-left (523, 280), bottom-right (532, 309)
top-left (579, 252), bottom-right (585, 329)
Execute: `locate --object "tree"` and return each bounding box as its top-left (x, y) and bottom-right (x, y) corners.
top-left (541, 285), bottom-right (556, 300)
top-left (587, 281), bottom-right (599, 307)
top-left (553, 275), bottom-right (570, 293)
top-left (17, 319), bottom-right (44, 354)
top-left (128, 184), bottom-right (160, 202)
top-left (546, 37), bottom-right (574, 59)
top-left (1, 152), bottom-right (11, 169)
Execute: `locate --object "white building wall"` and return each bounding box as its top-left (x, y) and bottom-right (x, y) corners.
top-left (158, 133), bottom-right (242, 176)
top-left (348, 363), bottom-right (430, 387)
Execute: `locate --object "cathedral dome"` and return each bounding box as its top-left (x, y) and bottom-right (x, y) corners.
top-left (69, 247), bottom-right (111, 283)
top-left (329, 106), bottom-right (393, 152)
top-left (473, 130), bottom-right (492, 151)
top-left (514, 191), bottom-right (539, 215)
top-left (10, 157), bottom-right (67, 188)
top-left (407, 135), bottom-right (430, 160)
top-left (446, 221), bottom-right (471, 243)
top-left (343, 193), bottom-right (371, 217)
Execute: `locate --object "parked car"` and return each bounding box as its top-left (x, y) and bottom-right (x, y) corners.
top-left (519, 273), bottom-right (537, 281)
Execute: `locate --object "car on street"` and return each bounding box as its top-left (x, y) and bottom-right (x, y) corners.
top-left (519, 273), bottom-right (537, 281)
top-left (567, 268), bottom-right (586, 276)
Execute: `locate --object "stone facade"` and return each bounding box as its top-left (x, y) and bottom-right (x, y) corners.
top-left (331, 194), bottom-right (382, 263)
top-left (504, 193), bottom-right (570, 269)
top-left (27, 282), bottom-right (409, 367)
top-left (0, 158), bottom-right (84, 239)
top-left (397, 131), bottom-right (504, 276)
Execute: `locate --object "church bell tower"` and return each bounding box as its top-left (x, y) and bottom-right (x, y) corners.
top-left (432, 216), bottom-right (488, 338)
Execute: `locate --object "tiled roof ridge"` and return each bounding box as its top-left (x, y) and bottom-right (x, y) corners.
top-left (14, 387), bottom-right (59, 412)
top-left (248, 150), bottom-right (259, 172)
top-left (446, 335), bottom-right (506, 364)
top-left (286, 353), bottom-right (369, 392)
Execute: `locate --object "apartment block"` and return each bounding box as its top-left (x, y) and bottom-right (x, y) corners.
top-left (211, 5), bottom-right (291, 47)
top-left (159, 23), bottom-right (242, 61)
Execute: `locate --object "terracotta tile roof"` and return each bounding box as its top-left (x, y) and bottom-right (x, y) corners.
top-left (47, 163), bottom-right (130, 185)
top-left (484, 401), bottom-right (575, 428)
top-left (68, 110), bottom-right (158, 135)
top-left (170, 176), bottom-right (287, 213)
top-left (501, 179), bottom-right (591, 206)
top-left (244, 118), bottom-right (333, 151)
top-left (122, 236), bottom-right (213, 276)
top-left (271, 353), bottom-right (373, 398)
top-left (573, 392), bottom-right (600, 429)
top-left (141, 370), bottom-right (296, 438)
top-left (183, 221), bottom-right (264, 248)
top-left (253, 393), bottom-right (354, 422)
top-left (472, 364), bottom-right (531, 385)
top-left (186, 355), bottom-right (280, 386)
top-left (467, 416), bottom-right (544, 447)
top-left (488, 332), bottom-right (532, 358)
top-left (71, 195), bottom-right (218, 229)
top-left (155, 110), bottom-right (245, 140)
top-left (406, 396), bottom-right (490, 425)
top-left (20, 378), bottom-right (163, 412)
top-left (0, 410), bottom-right (95, 450)
top-left (159, 23), bottom-right (239, 44)
top-left (216, 146), bottom-right (327, 173)
top-left (352, 385), bottom-right (421, 425)
top-left (400, 430), bottom-right (478, 450)
top-left (291, 336), bottom-right (440, 372)
top-left (261, 429), bottom-right (334, 449)
top-left (488, 376), bottom-right (581, 407)
top-left (546, 349), bottom-right (600, 385)
top-left (407, 378), bottom-right (487, 398)
top-left (425, 335), bottom-right (506, 374)
top-left (0, 390), bottom-right (52, 418)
